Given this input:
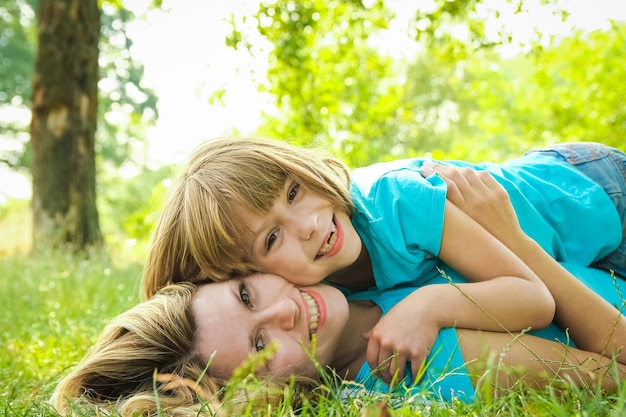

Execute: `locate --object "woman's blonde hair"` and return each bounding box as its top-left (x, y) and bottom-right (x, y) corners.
top-left (51, 283), bottom-right (221, 416)
top-left (142, 137), bottom-right (353, 298)
top-left (52, 282), bottom-right (319, 416)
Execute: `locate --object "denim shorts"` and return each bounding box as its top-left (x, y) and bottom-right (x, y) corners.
top-left (525, 142), bottom-right (626, 278)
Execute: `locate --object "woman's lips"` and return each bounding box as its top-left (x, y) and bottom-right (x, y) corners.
top-left (300, 289), bottom-right (326, 337)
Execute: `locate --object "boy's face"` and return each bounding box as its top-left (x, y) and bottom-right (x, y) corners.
top-left (236, 178), bottom-right (362, 286)
top-left (191, 273), bottom-right (349, 379)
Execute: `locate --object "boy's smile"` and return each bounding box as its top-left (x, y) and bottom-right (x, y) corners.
top-left (315, 215), bottom-right (342, 259)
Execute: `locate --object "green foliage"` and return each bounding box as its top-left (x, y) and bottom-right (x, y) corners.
top-left (437, 24), bottom-right (626, 160)
top-left (97, 163), bottom-right (175, 257)
top-left (230, 0), bottom-right (625, 169)
top-left (0, 0), bottom-right (36, 107)
top-left (97, 2), bottom-right (159, 168)
top-left (242, 0), bottom-right (407, 166)
top-left (0, 0), bottom-right (36, 169)
top-left (523, 26), bottom-right (626, 150)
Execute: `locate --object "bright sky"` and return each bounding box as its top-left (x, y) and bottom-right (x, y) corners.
top-left (1, 0), bottom-right (625, 201)
top-left (126, 0), bottom-right (272, 166)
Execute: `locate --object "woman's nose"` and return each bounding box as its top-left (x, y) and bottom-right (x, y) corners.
top-left (261, 297), bottom-right (297, 331)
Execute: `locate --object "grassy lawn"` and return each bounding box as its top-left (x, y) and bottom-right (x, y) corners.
top-left (2, 206), bottom-right (626, 415)
top-left (5, 252), bottom-right (626, 416)
top-left (0, 249), bottom-right (142, 416)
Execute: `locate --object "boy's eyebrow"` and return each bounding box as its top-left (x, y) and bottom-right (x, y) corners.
top-left (240, 214), bottom-right (267, 253)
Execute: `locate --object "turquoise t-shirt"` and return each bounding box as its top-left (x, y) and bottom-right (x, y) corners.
top-left (350, 153), bottom-right (621, 291)
top-left (347, 263), bottom-right (626, 402)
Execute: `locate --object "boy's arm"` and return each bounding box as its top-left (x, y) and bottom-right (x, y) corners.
top-left (429, 163), bottom-right (626, 363)
top-left (366, 175), bottom-right (556, 383)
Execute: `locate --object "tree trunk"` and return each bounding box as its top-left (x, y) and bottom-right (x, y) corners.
top-left (30, 0), bottom-right (102, 249)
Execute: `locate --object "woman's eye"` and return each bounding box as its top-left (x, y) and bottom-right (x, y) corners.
top-left (239, 284), bottom-right (251, 306)
top-left (255, 338), bottom-right (265, 352)
top-left (287, 183), bottom-right (299, 203)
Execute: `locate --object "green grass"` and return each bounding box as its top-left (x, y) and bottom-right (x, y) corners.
top-left (3, 249), bottom-right (626, 416)
top-left (0, 191), bottom-right (625, 417)
top-left (0, 248), bottom-right (141, 416)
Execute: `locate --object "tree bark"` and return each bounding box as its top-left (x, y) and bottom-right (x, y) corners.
top-left (30, 0), bottom-right (102, 249)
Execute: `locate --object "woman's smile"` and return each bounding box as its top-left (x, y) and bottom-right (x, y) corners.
top-left (190, 273), bottom-right (349, 379)
top-left (300, 289), bottom-right (326, 335)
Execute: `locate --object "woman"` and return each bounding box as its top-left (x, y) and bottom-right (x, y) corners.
top-left (50, 282), bottom-right (313, 416)
top-left (140, 138), bottom-right (626, 380)
top-left (52, 265), bottom-right (626, 416)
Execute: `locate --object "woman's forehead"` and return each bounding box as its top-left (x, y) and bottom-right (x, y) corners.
top-left (190, 282), bottom-right (246, 373)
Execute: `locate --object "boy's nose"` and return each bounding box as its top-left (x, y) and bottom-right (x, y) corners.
top-left (297, 212), bottom-right (318, 241)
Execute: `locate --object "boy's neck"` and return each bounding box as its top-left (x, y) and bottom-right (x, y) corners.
top-left (325, 245), bottom-right (375, 292)
top-left (330, 300), bottom-right (381, 379)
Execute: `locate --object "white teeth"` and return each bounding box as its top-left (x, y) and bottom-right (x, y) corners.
top-left (317, 220), bottom-right (337, 258)
top-left (301, 292), bottom-right (319, 335)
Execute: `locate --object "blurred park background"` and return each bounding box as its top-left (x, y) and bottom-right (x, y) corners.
top-left (1, 0), bottom-right (625, 256)
top-left (1, 0), bottom-right (626, 413)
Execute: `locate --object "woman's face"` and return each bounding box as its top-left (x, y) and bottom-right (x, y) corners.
top-left (191, 273), bottom-right (350, 379)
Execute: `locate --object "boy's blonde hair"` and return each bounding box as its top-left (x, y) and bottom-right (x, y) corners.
top-left (51, 283), bottom-right (314, 416)
top-left (142, 137), bottom-right (353, 298)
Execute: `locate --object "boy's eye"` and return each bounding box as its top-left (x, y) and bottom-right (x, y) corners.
top-left (287, 183), bottom-right (299, 203)
top-left (266, 230), bottom-right (278, 251)
top-left (239, 284), bottom-right (251, 306)
top-left (255, 338), bottom-right (265, 352)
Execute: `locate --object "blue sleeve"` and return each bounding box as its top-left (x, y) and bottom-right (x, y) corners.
top-left (351, 160), bottom-right (449, 290)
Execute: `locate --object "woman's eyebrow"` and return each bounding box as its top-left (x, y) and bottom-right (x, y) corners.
top-left (259, 354), bottom-right (276, 376)
top-left (235, 280), bottom-right (276, 375)
top-left (245, 335), bottom-right (276, 376)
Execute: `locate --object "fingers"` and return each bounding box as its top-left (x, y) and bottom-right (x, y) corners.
top-left (366, 338), bottom-right (427, 384)
top-left (421, 162), bottom-right (509, 209)
top-left (424, 163), bottom-right (481, 190)
top-left (387, 352), bottom-right (407, 384)
top-left (422, 161), bottom-right (501, 191)
top-left (422, 162), bottom-right (474, 208)
top-left (422, 162), bottom-right (521, 239)
top-left (366, 339), bottom-right (393, 382)
top-left (365, 332), bottom-right (401, 383)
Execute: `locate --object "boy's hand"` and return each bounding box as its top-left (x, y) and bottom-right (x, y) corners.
top-left (364, 290), bottom-right (438, 384)
top-left (421, 162), bottom-right (523, 242)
